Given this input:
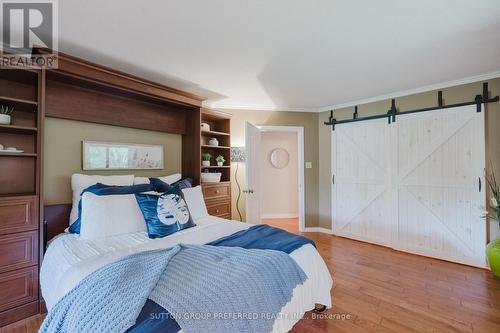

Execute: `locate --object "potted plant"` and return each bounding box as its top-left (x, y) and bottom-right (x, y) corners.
top-left (0, 105), bottom-right (14, 125)
top-left (485, 168), bottom-right (500, 277)
top-left (202, 152), bottom-right (212, 166)
top-left (216, 155), bottom-right (225, 166)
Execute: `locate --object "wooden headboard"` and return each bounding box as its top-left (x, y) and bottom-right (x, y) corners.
top-left (44, 204), bottom-right (72, 245)
top-left (41, 51), bottom-right (204, 246)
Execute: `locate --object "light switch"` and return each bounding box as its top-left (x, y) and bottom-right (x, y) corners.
top-left (305, 162), bottom-right (312, 169)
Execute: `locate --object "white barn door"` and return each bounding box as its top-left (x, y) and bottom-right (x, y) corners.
top-left (394, 105), bottom-right (486, 267)
top-left (332, 105), bottom-right (486, 267)
top-left (331, 118), bottom-right (394, 246)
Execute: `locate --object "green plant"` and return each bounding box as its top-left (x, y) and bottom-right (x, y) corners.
top-left (202, 153), bottom-right (212, 161)
top-left (0, 105), bottom-right (14, 115)
top-left (216, 155), bottom-right (225, 163)
top-left (485, 167), bottom-right (500, 226)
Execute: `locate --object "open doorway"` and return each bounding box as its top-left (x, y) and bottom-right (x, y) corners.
top-left (245, 124), bottom-right (305, 232)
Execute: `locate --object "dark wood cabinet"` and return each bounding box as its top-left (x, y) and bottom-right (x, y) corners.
top-left (0, 266), bottom-right (39, 313)
top-left (0, 231), bottom-right (38, 274)
top-left (0, 68), bottom-right (43, 327)
top-left (0, 196), bottom-right (38, 235)
top-left (202, 182), bottom-right (232, 219)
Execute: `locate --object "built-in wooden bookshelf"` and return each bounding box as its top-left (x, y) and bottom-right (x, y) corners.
top-left (200, 109), bottom-right (232, 219)
top-left (0, 67), bottom-right (44, 326)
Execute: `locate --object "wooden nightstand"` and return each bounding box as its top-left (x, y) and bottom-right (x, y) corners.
top-left (201, 182), bottom-right (231, 219)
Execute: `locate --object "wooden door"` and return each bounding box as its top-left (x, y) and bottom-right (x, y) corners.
top-left (395, 105), bottom-right (486, 267)
top-left (332, 105), bottom-right (486, 267)
top-left (245, 122), bottom-right (262, 224)
top-left (331, 118), bottom-right (394, 246)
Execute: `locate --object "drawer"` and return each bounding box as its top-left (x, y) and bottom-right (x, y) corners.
top-left (202, 183), bottom-right (230, 200)
top-left (0, 266), bottom-right (38, 312)
top-left (207, 201), bottom-right (231, 217)
top-left (0, 231), bottom-right (38, 274)
top-left (0, 196), bottom-right (38, 235)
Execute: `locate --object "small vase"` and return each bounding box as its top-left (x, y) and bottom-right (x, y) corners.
top-left (208, 138), bottom-right (219, 146)
top-left (0, 114), bottom-right (11, 125)
top-left (487, 238), bottom-right (500, 278)
top-left (202, 160), bottom-right (210, 166)
top-left (217, 162), bottom-right (223, 166)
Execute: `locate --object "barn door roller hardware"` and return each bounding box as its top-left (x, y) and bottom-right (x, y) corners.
top-left (324, 82), bottom-right (499, 131)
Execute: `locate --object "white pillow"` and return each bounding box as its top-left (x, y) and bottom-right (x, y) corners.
top-left (182, 186), bottom-right (209, 221)
top-left (69, 174), bottom-right (134, 224)
top-left (133, 173), bottom-right (182, 185)
top-left (79, 192), bottom-right (146, 239)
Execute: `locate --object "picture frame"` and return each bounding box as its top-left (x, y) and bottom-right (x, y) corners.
top-left (82, 141), bottom-right (164, 170)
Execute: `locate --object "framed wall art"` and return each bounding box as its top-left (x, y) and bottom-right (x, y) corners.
top-left (83, 141), bottom-right (164, 170)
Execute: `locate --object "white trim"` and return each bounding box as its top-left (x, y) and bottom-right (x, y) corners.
top-left (261, 214), bottom-right (299, 219)
top-left (207, 102), bottom-right (318, 113)
top-left (303, 227), bottom-right (333, 234)
top-left (258, 125), bottom-right (306, 233)
top-left (205, 71), bottom-right (500, 113)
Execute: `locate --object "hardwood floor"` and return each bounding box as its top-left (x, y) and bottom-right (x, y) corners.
top-left (264, 218), bottom-right (500, 333)
top-left (5, 218), bottom-right (500, 333)
top-left (0, 314), bottom-right (44, 333)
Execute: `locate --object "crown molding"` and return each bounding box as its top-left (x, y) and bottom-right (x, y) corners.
top-left (205, 101), bottom-right (319, 113)
top-left (317, 70), bottom-right (500, 112)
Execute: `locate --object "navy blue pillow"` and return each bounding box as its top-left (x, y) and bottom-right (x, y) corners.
top-left (69, 183), bottom-right (154, 234)
top-left (135, 186), bottom-right (195, 239)
top-left (149, 177), bottom-right (193, 192)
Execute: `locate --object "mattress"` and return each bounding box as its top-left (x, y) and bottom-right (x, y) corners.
top-left (40, 216), bottom-right (333, 333)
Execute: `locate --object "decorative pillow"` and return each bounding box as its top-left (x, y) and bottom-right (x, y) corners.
top-left (79, 192), bottom-right (147, 239)
top-left (135, 186), bottom-right (195, 239)
top-left (69, 183), bottom-right (154, 234)
top-left (149, 177), bottom-right (193, 192)
top-left (133, 173), bottom-right (182, 185)
top-left (69, 174), bottom-right (134, 225)
top-left (181, 186), bottom-right (209, 221)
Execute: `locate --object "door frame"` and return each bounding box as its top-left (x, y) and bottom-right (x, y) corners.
top-left (257, 125), bottom-right (306, 232)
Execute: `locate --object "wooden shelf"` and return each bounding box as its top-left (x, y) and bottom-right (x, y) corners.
top-left (0, 95), bottom-right (37, 106)
top-left (0, 68), bottom-right (38, 86)
top-left (0, 152), bottom-right (37, 157)
top-left (0, 192), bottom-right (36, 198)
top-left (202, 130), bottom-right (230, 137)
top-left (201, 165), bottom-right (231, 168)
top-left (0, 124), bottom-right (37, 134)
top-left (201, 145), bottom-right (230, 149)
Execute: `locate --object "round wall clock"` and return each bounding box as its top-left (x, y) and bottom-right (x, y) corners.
top-left (270, 148), bottom-right (290, 169)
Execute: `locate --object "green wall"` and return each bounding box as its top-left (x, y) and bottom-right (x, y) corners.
top-left (319, 77), bottom-right (500, 239)
top-left (44, 117), bottom-right (181, 204)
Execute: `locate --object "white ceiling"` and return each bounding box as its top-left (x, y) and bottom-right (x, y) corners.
top-left (57, 0), bottom-right (500, 111)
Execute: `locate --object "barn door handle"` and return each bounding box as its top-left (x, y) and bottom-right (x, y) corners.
top-left (332, 174), bottom-right (335, 185)
top-left (479, 177), bottom-right (482, 192)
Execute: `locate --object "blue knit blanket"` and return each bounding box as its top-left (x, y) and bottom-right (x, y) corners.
top-left (40, 226), bottom-right (310, 333)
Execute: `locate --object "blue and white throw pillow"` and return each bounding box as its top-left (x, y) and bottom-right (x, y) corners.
top-left (149, 177), bottom-right (193, 193)
top-left (135, 186), bottom-right (195, 239)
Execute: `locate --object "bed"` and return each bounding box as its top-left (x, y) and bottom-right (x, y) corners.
top-left (40, 178), bottom-right (333, 333)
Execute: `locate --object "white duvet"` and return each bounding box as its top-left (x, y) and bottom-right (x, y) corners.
top-left (41, 217), bottom-right (333, 333)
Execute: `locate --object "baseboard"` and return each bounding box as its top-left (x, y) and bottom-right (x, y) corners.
top-left (302, 227), bottom-right (333, 234)
top-left (261, 214), bottom-right (299, 219)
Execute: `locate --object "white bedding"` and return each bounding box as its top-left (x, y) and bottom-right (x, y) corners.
top-left (41, 216), bottom-right (333, 333)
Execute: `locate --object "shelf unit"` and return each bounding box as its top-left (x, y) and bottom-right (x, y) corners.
top-left (0, 67), bottom-right (44, 326)
top-left (200, 109), bottom-right (232, 219)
